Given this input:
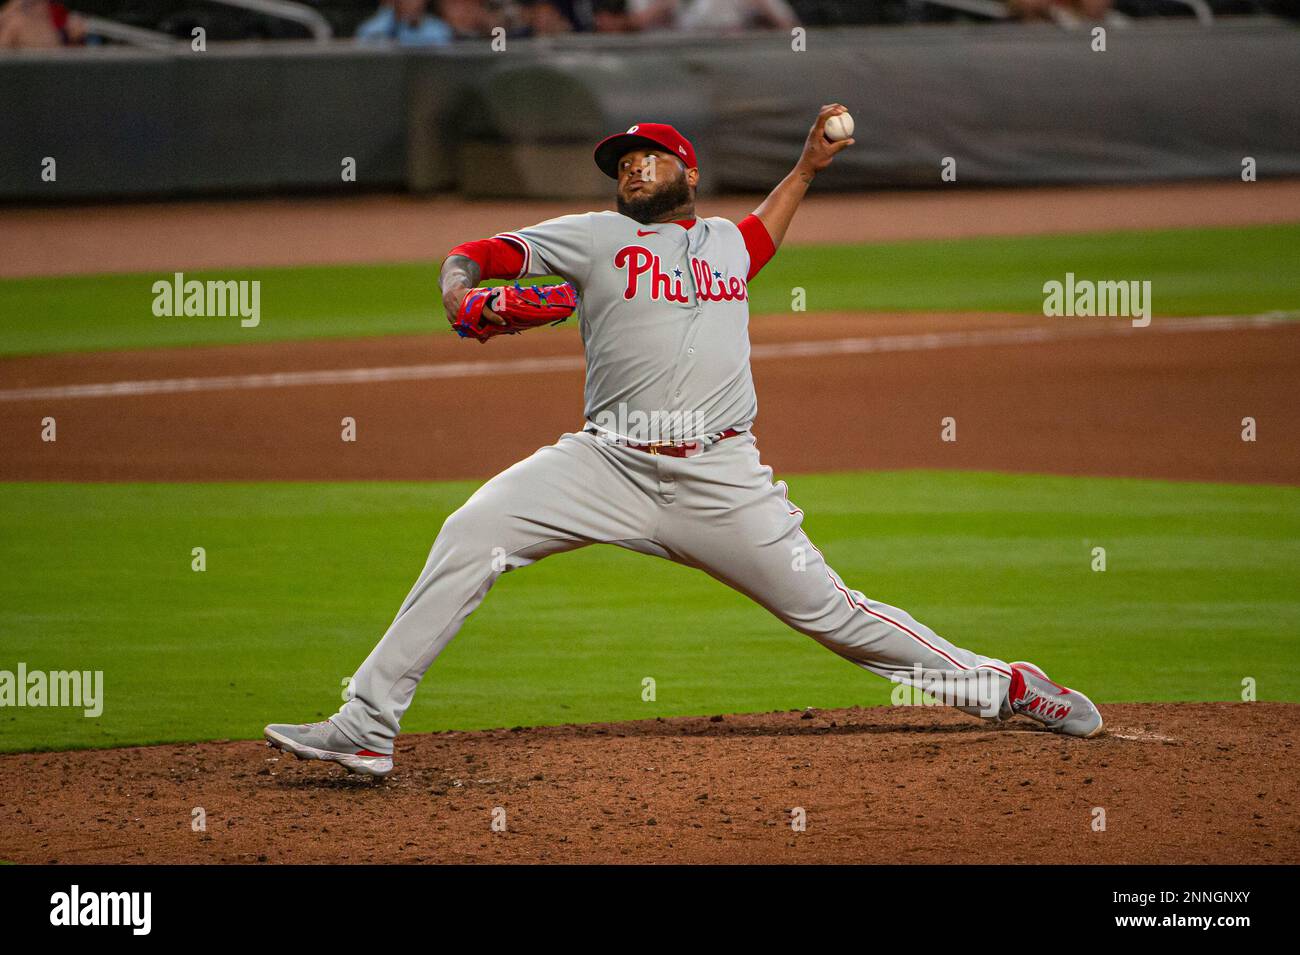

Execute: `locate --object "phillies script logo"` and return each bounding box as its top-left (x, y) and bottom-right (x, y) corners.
top-left (614, 246), bottom-right (748, 304)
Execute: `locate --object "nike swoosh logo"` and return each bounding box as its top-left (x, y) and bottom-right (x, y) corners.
top-left (636, 230), bottom-right (657, 236)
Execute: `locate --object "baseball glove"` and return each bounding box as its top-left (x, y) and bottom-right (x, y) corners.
top-left (451, 282), bottom-right (579, 343)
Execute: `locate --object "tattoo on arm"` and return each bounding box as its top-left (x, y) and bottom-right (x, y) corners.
top-left (440, 254), bottom-right (481, 294)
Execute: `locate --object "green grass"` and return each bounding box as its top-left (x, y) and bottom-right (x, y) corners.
top-left (1, 224), bottom-right (1296, 356)
top-left (1, 471), bottom-right (1296, 753)
top-left (753, 223), bottom-right (1300, 318)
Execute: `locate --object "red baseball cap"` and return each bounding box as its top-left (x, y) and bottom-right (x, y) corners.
top-left (593, 123), bottom-right (697, 179)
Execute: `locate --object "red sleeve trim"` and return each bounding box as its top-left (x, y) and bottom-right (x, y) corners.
top-left (737, 214), bottom-right (776, 281)
top-left (447, 237), bottom-right (526, 281)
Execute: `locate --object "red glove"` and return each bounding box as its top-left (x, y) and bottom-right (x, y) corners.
top-left (451, 282), bottom-right (579, 343)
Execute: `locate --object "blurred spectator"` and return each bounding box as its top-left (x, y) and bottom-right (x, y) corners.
top-left (534, 0), bottom-right (598, 29)
top-left (0, 0), bottom-right (86, 47)
top-left (515, 0), bottom-right (577, 33)
top-left (593, 0), bottom-right (635, 29)
top-left (441, 0), bottom-right (493, 36)
top-left (1005, 0), bottom-right (1049, 17)
top-left (356, 0), bottom-right (454, 44)
top-left (1007, 0), bottom-right (1114, 20)
top-left (1065, 0), bottom-right (1115, 20)
top-left (626, 0), bottom-right (798, 30)
top-left (626, 0), bottom-right (672, 27)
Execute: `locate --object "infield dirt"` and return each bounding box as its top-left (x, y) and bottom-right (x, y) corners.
top-left (2, 310), bottom-right (1297, 484)
top-left (1, 703), bottom-right (1295, 864)
top-left (6, 179), bottom-right (1300, 278)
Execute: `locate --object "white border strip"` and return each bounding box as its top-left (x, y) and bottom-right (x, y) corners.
top-left (1, 313), bottom-right (1293, 404)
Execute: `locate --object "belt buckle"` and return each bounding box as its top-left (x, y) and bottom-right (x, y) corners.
top-left (642, 438), bottom-right (702, 457)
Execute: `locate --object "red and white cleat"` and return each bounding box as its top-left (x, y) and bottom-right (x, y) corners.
top-left (1007, 662), bottom-right (1104, 738)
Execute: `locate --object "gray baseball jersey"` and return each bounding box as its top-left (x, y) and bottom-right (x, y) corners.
top-left (332, 210), bottom-right (1014, 754)
top-left (495, 211), bottom-right (756, 442)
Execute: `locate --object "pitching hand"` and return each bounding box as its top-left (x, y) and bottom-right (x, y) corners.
top-left (797, 104), bottom-right (855, 177)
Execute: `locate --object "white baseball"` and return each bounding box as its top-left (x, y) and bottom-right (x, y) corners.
top-left (824, 111), bottom-right (855, 142)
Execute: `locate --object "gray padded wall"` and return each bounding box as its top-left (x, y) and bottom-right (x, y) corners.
top-left (0, 45), bottom-right (409, 200)
top-left (1, 22), bottom-right (1297, 202)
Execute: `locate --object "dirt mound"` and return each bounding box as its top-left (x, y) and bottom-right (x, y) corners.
top-left (2, 702), bottom-right (1294, 864)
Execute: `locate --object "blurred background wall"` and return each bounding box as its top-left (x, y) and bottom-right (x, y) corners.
top-left (2, 4), bottom-right (1298, 201)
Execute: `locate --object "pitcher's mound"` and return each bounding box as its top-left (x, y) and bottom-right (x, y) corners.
top-left (1, 702), bottom-right (1294, 864)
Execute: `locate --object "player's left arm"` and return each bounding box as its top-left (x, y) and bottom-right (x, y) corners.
top-left (440, 247), bottom-right (510, 327)
top-left (440, 217), bottom-right (589, 342)
top-left (743, 104), bottom-right (855, 275)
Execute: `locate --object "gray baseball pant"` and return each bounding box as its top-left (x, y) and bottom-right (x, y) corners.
top-left (332, 430), bottom-right (1011, 753)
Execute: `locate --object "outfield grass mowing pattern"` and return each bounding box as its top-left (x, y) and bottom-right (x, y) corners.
top-left (1, 471), bottom-right (1296, 753)
top-left (2, 224), bottom-right (1297, 356)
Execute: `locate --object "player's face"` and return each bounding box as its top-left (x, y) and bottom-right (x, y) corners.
top-left (615, 148), bottom-right (696, 224)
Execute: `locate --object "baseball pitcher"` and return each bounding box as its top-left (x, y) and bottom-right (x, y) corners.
top-left (266, 106), bottom-right (1103, 777)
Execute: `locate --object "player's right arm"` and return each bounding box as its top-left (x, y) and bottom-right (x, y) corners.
top-left (752, 104), bottom-right (854, 249)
